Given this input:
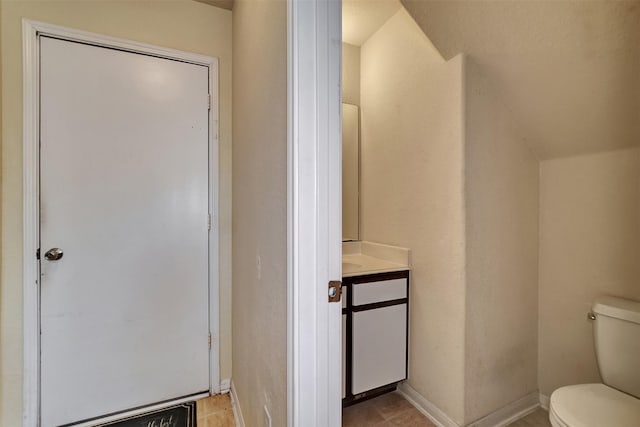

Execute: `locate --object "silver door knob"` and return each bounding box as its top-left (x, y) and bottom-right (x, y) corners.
top-left (44, 248), bottom-right (64, 261)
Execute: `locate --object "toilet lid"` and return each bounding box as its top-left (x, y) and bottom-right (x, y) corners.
top-left (550, 384), bottom-right (640, 427)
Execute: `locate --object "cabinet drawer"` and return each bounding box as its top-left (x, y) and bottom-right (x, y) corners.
top-left (352, 304), bottom-right (407, 394)
top-left (352, 278), bottom-right (407, 306)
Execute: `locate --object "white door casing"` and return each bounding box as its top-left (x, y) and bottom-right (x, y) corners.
top-left (287, 0), bottom-right (343, 426)
top-left (23, 21), bottom-right (221, 426)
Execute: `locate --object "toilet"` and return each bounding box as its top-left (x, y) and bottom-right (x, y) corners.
top-left (549, 296), bottom-right (640, 427)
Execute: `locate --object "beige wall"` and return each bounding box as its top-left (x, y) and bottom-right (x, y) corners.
top-left (0, 12), bottom-right (3, 388)
top-left (0, 1), bottom-right (232, 425)
top-left (342, 42), bottom-right (360, 106)
top-left (231, 1), bottom-right (287, 426)
top-left (360, 8), bottom-right (467, 424)
top-left (464, 58), bottom-right (539, 424)
top-left (538, 147), bottom-right (640, 397)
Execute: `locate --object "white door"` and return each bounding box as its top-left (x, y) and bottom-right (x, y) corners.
top-left (39, 36), bottom-right (210, 426)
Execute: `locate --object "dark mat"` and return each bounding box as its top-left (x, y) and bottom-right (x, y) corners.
top-left (96, 401), bottom-right (197, 427)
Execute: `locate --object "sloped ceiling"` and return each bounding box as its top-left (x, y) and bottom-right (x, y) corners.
top-left (343, 0), bottom-right (402, 46)
top-left (401, 0), bottom-right (640, 160)
top-left (193, 0), bottom-right (233, 11)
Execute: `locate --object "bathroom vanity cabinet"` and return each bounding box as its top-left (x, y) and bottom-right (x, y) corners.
top-left (342, 270), bottom-right (409, 407)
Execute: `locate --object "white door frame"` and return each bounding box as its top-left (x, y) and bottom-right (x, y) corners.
top-left (287, 1), bottom-right (343, 426)
top-left (22, 20), bottom-right (221, 426)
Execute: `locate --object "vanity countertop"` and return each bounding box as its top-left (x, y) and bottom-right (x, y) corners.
top-left (342, 241), bottom-right (410, 277)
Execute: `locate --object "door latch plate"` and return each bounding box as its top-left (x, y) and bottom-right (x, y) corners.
top-left (328, 280), bottom-right (342, 303)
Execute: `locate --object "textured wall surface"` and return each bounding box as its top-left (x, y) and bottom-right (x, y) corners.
top-left (232, 1), bottom-right (288, 426)
top-left (360, 8), bottom-right (467, 424)
top-left (464, 58), bottom-right (540, 424)
top-left (538, 148), bottom-right (640, 397)
top-left (0, 2), bottom-right (232, 425)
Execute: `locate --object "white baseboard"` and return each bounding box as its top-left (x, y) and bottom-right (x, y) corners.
top-left (467, 392), bottom-right (539, 427)
top-left (397, 383), bottom-right (542, 427)
top-left (230, 380), bottom-right (246, 427)
top-left (396, 383), bottom-right (460, 427)
top-left (539, 393), bottom-right (550, 410)
top-left (219, 378), bottom-right (231, 394)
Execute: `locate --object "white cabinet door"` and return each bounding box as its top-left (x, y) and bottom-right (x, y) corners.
top-left (352, 304), bottom-right (407, 395)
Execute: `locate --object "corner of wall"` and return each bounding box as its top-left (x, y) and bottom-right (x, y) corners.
top-left (462, 55), bottom-right (540, 424)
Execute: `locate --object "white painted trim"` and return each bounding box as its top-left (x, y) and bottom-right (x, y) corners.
top-left (22, 19), bottom-right (221, 425)
top-left (397, 383), bottom-right (459, 427)
top-left (287, 0), bottom-right (342, 426)
top-left (467, 392), bottom-right (540, 427)
top-left (208, 47), bottom-right (222, 399)
top-left (23, 20), bottom-right (215, 66)
top-left (219, 379), bottom-right (231, 394)
top-left (286, 1), bottom-right (293, 424)
top-left (230, 381), bottom-right (246, 427)
top-left (539, 393), bottom-right (550, 410)
top-left (71, 393), bottom-right (208, 427)
top-left (22, 18), bottom-right (41, 427)
top-left (398, 384), bottom-right (541, 427)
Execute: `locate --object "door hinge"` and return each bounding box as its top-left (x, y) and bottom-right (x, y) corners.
top-left (208, 94), bottom-right (211, 110)
top-left (328, 280), bottom-right (342, 303)
top-left (208, 213), bottom-right (212, 230)
top-left (208, 332), bottom-right (212, 349)
top-left (36, 248), bottom-right (40, 260)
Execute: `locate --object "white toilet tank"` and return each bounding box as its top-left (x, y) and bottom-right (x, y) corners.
top-left (592, 296), bottom-right (640, 399)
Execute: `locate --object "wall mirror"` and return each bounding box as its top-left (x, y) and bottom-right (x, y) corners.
top-left (342, 103), bottom-right (360, 241)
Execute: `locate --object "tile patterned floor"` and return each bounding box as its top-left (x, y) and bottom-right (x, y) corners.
top-left (196, 394), bottom-right (235, 427)
top-left (194, 391), bottom-right (549, 427)
top-left (343, 392), bottom-right (436, 427)
top-left (342, 392), bottom-right (551, 427)
top-left (507, 408), bottom-right (552, 427)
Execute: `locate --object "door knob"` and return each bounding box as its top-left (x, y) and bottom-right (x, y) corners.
top-left (44, 248), bottom-right (64, 261)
